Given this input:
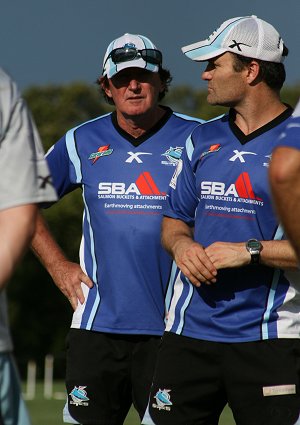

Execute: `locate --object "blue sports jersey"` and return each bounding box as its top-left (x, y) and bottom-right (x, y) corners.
top-left (164, 107), bottom-right (300, 342)
top-left (46, 107), bottom-right (203, 335)
top-left (277, 100), bottom-right (300, 149)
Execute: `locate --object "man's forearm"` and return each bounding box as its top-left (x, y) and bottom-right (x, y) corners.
top-left (0, 204), bottom-right (37, 288)
top-left (270, 146), bottom-right (300, 261)
top-left (161, 216), bottom-right (217, 286)
top-left (161, 216), bottom-right (194, 260)
top-left (31, 210), bottom-right (94, 308)
top-left (31, 211), bottom-right (68, 276)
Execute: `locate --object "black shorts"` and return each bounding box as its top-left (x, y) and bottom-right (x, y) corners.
top-left (64, 329), bottom-right (160, 425)
top-left (144, 332), bottom-right (300, 425)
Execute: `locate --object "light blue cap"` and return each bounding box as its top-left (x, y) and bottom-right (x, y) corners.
top-left (102, 33), bottom-right (160, 78)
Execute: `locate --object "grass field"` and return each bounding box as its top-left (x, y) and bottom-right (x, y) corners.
top-left (25, 382), bottom-right (235, 424)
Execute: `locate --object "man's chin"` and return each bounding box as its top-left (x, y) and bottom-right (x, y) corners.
top-left (123, 107), bottom-right (147, 119)
top-left (207, 97), bottom-right (230, 108)
top-left (207, 98), bottom-right (218, 106)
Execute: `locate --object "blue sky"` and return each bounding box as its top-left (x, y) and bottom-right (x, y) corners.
top-left (1, 0), bottom-right (300, 91)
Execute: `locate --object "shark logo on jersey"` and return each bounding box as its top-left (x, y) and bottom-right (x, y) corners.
top-left (89, 145), bottom-right (114, 164)
top-left (69, 386), bottom-right (89, 407)
top-left (200, 144), bottom-right (221, 160)
top-left (152, 389), bottom-right (173, 411)
top-left (161, 147), bottom-right (184, 166)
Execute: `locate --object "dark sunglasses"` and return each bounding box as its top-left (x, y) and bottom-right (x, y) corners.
top-left (104, 47), bottom-right (162, 69)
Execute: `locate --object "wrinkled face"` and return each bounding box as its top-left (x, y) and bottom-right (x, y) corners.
top-left (201, 52), bottom-right (248, 107)
top-left (103, 67), bottom-right (164, 117)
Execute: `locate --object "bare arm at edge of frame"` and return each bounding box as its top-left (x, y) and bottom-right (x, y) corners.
top-left (0, 204), bottom-right (37, 289)
top-left (269, 145), bottom-right (300, 263)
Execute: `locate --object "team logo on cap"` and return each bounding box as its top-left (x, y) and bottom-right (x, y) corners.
top-left (123, 42), bottom-right (136, 49)
top-left (228, 40), bottom-right (251, 52)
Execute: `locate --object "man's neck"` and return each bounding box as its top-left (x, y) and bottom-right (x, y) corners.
top-left (116, 106), bottom-right (166, 138)
top-left (233, 89), bottom-right (287, 135)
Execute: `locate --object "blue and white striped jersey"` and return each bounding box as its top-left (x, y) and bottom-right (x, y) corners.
top-left (164, 107), bottom-right (300, 342)
top-left (46, 107), bottom-right (203, 335)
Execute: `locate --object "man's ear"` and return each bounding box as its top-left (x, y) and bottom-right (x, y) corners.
top-left (99, 76), bottom-right (113, 99)
top-left (246, 60), bottom-right (260, 84)
top-left (103, 86), bottom-right (113, 99)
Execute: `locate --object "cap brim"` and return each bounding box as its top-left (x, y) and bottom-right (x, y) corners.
top-left (182, 41), bottom-right (227, 62)
top-left (103, 57), bottom-right (159, 78)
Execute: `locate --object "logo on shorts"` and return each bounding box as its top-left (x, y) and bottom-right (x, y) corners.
top-left (69, 386), bottom-right (90, 407)
top-left (152, 389), bottom-right (173, 411)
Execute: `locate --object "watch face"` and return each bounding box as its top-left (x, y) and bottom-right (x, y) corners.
top-left (246, 239), bottom-right (262, 264)
top-left (247, 240), bottom-right (261, 250)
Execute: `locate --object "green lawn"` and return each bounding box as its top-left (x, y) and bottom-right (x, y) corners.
top-left (25, 381), bottom-right (235, 424)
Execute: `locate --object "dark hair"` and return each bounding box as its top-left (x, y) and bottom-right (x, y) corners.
top-left (96, 67), bottom-right (172, 105)
top-left (232, 45), bottom-right (289, 91)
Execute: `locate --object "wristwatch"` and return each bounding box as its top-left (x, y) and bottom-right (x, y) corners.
top-left (246, 239), bottom-right (262, 264)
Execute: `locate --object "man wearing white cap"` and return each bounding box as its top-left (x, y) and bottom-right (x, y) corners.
top-left (31, 33), bottom-right (203, 424)
top-left (143, 16), bottom-right (300, 425)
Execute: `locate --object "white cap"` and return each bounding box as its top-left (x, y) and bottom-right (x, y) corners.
top-left (102, 33), bottom-right (160, 78)
top-left (182, 16), bottom-right (285, 63)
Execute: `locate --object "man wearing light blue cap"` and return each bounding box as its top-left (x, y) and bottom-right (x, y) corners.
top-left (143, 16), bottom-right (300, 425)
top-left (102, 32), bottom-right (162, 78)
top-left (31, 33), bottom-right (203, 425)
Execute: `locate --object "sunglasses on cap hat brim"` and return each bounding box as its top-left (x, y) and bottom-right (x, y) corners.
top-left (103, 47), bottom-right (162, 72)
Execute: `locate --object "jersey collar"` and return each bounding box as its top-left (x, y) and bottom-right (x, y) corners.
top-left (228, 105), bottom-right (293, 145)
top-left (111, 106), bottom-right (173, 147)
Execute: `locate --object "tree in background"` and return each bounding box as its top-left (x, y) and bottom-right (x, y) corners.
top-left (7, 81), bottom-right (300, 377)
